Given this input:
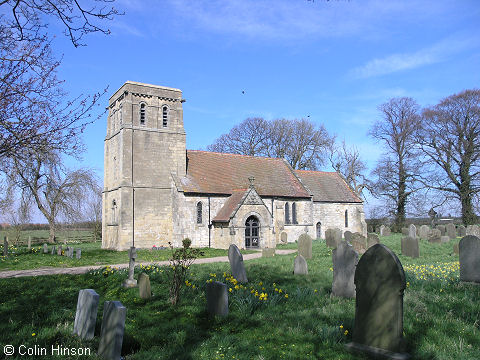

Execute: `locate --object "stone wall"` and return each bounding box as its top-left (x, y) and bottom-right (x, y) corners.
top-left (312, 202), bottom-right (366, 239)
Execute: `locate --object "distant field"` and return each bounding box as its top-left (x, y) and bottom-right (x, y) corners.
top-left (0, 229), bottom-right (96, 246)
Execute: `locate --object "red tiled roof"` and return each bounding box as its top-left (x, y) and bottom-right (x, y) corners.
top-left (295, 170), bottom-right (362, 203)
top-left (181, 151), bottom-right (311, 198)
top-left (212, 190), bottom-right (246, 222)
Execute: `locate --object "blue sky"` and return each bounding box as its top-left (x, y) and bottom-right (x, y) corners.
top-left (48, 0), bottom-right (479, 217)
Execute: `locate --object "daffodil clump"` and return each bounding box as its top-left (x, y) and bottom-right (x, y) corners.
top-left (403, 261), bottom-right (459, 283)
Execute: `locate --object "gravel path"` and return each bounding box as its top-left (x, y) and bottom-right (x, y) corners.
top-left (0, 249), bottom-right (297, 279)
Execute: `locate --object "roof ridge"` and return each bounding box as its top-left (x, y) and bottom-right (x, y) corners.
top-left (295, 169), bottom-right (338, 174)
top-left (187, 149), bottom-right (284, 161)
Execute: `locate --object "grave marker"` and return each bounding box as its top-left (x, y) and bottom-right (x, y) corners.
top-left (446, 223), bottom-right (456, 239)
top-left (332, 241), bottom-right (358, 298)
top-left (43, 243), bottom-right (48, 254)
top-left (457, 225), bottom-right (466, 237)
top-left (228, 244), bottom-right (248, 283)
top-left (73, 289), bottom-right (100, 340)
top-left (401, 236), bottom-right (419, 258)
top-left (408, 224), bottom-right (416, 239)
top-left (419, 225), bottom-right (430, 239)
top-left (206, 281), bottom-right (228, 316)
top-left (51, 246), bottom-right (56, 255)
top-left (98, 301), bottom-right (126, 360)
top-left (367, 233), bottom-right (380, 249)
top-left (76, 248), bottom-right (82, 259)
top-left (293, 255), bottom-right (308, 275)
top-left (27, 236), bottom-right (31, 250)
top-left (459, 235), bottom-right (480, 284)
top-left (138, 273), bottom-right (152, 299)
top-left (298, 233), bottom-right (313, 259)
top-left (280, 232), bottom-right (287, 243)
top-left (326, 228), bottom-right (342, 248)
top-left (57, 245), bottom-right (63, 256)
top-left (344, 231), bottom-right (353, 242)
top-left (262, 248), bottom-right (275, 257)
top-left (428, 229), bottom-right (441, 243)
top-left (3, 236), bottom-right (8, 257)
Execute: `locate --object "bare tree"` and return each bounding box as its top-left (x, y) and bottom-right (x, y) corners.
top-left (81, 179), bottom-right (102, 241)
top-left (8, 149), bottom-right (98, 243)
top-left (417, 89), bottom-right (480, 224)
top-left (369, 97), bottom-right (422, 230)
top-left (0, 0), bottom-right (121, 47)
top-left (208, 117), bottom-right (334, 170)
top-left (330, 139), bottom-right (370, 197)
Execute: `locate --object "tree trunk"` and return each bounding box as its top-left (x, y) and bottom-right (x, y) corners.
top-left (48, 220), bottom-right (56, 244)
top-left (461, 193), bottom-right (477, 225)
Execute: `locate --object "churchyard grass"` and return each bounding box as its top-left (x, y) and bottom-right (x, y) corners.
top-left (0, 234), bottom-right (479, 359)
top-left (0, 240), bottom-right (257, 271)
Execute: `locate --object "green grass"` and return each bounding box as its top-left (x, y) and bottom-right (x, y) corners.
top-left (0, 235), bottom-right (479, 359)
top-left (0, 241), bottom-right (257, 271)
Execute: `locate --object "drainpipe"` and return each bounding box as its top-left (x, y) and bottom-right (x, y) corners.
top-left (208, 196), bottom-right (211, 248)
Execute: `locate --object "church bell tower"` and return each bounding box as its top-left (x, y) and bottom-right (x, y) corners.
top-left (102, 81), bottom-right (186, 250)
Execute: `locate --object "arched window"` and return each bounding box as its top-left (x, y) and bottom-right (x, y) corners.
top-left (140, 103), bottom-right (146, 125)
top-left (245, 215), bottom-right (260, 248)
top-left (162, 106), bottom-right (168, 127)
top-left (345, 210), bottom-right (348, 228)
top-left (292, 202), bottom-right (297, 224)
top-left (196, 202), bottom-right (202, 224)
top-left (111, 200), bottom-right (117, 224)
top-left (316, 222), bottom-right (322, 239)
top-left (285, 202), bottom-right (290, 224)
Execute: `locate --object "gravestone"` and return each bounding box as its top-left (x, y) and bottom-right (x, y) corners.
top-left (346, 244), bottom-right (409, 359)
top-left (401, 228), bottom-right (409, 236)
top-left (206, 281), bottom-right (228, 317)
top-left (408, 224), bottom-right (416, 239)
top-left (76, 248), bottom-right (82, 259)
top-left (43, 243), bottom-right (48, 254)
top-left (228, 244), bottom-right (248, 283)
top-left (453, 242), bottom-right (459, 255)
top-left (457, 225), bottom-right (466, 237)
top-left (441, 236), bottom-right (450, 243)
top-left (68, 247), bottom-right (74, 258)
top-left (446, 223), bottom-right (456, 239)
top-left (51, 246), bottom-right (56, 255)
top-left (367, 233), bottom-right (380, 249)
top-left (3, 236), bottom-right (8, 257)
top-left (293, 255), bottom-right (308, 275)
top-left (401, 236), bottom-right (419, 258)
top-left (436, 225), bottom-right (446, 236)
top-left (332, 241), bottom-right (358, 298)
top-left (381, 226), bottom-right (391, 236)
top-left (57, 245), bottom-right (62, 256)
top-left (122, 247), bottom-right (138, 288)
top-left (27, 236), bottom-right (32, 250)
top-left (428, 229), bottom-right (441, 243)
top-left (73, 289), bottom-right (100, 340)
top-left (325, 228), bottom-right (342, 248)
top-left (459, 235), bottom-right (480, 284)
top-left (280, 232), bottom-right (287, 243)
top-left (367, 225), bottom-right (374, 233)
top-left (98, 301), bottom-right (126, 360)
top-left (298, 233), bottom-right (313, 259)
top-left (419, 225), bottom-right (430, 239)
top-left (138, 273), bottom-right (152, 299)
top-left (379, 225), bottom-right (385, 236)
top-left (262, 248), bottom-right (275, 257)
top-left (344, 231), bottom-right (353, 242)
top-left (350, 233), bottom-right (367, 254)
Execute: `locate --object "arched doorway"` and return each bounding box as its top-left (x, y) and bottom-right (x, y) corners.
top-left (316, 222), bottom-right (322, 239)
top-left (245, 215), bottom-right (260, 248)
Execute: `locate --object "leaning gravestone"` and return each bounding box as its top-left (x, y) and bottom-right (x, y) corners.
top-left (325, 228), bottom-right (342, 248)
top-left (98, 301), bottom-right (126, 360)
top-left (43, 243), bottom-right (48, 254)
top-left (76, 248), bottom-right (82, 259)
top-left (344, 231), bottom-right (353, 242)
top-left (459, 235), bottom-right (480, 284)
top-left (401, 236), bottom-right (419, 258)
top-left (428, 229), bottom-right (441, 244)
top-left (293, 255), bottom-right (308, 275)
top-left (440, 236), bottom-right (450, 243)
top-left (73, 289), bottom-right (100, 340)
top-left (408, 224), bottom-right (416, 239)
top-left (332, 241), bottom-right (358, 298)
top-left (457, 225), bottom-right (466, 237)
top-left (446, 223), bottom-right (456, 239)
top-left (298, 233), bottom-right (313, 259)
top-left (206, 281), bottom-right (228, 317)
top-left (51, 246), bottom-right (56, 255)
top-left (228, 244), bottom-right (248, 283)
top-left (138, 273), bottom-right (152, 299)
top-left (419, 225), bottom-right (430, 239)
top-left (367, 233), bottom-right (380, 249)
top-left (346, 244), bottom-right (409, 359)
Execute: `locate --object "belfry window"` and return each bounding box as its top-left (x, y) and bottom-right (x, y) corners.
top-left (285, 202), bottom-right (290, 224)
top-left (345, 210), bottom-right (348, 228)
top-left (162, 106), bottom-right (168, 127)
top-left (196, 202), bottom-right (203, 224)
top-left (292, 202), bottom-right (297, 224)
top-left (140, 103), bottom-right (146, 125)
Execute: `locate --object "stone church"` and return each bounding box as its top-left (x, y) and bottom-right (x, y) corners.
top-left (102, 81), bottom-right (366, 250)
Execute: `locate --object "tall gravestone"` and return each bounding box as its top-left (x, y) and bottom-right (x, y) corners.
top-left (325, 228), bottom-right (342, 248)
top-left (446, 223), bottom-right (456, 239)
top-left (206, 281), bottom-right (229, 317)
top-left (138, 273), bottom-right (152, 299)
top-left (418, 225), bottom-right (430, 239)
top-left (367, 233), bottom-right (380, 249)
top-left (457, 225), bottom-right (466, 237)
top-left (401, 236), bottom-right (419, 258)
top-left (51, 246), bottom-right (56, 255)
top-left (346, 244), bottom-right (409, 359)
top-left (228, 244), bottom-right (248, 283)
top-left (408, 224), bottom-right (416, 239)
top-left (298, 233), bottom-right (313, 259)
top-left (73, 289), bottom-right (100, 340)
top-left (122, 247), bottom-right (138, 288)
top-left (459, 235), bottom-right (480, 284)
top-left (98, 301), bottom-right (126, 360)
top-left (332, 241), bottom-right (358, 298)
top-left (294, 255), bottom-right (308, 275)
